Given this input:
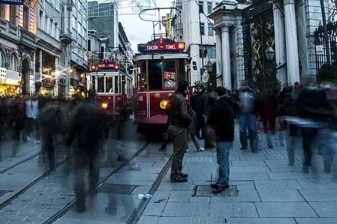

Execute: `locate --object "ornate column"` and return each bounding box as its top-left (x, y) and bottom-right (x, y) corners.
top-left (215, 30), bottom-right (222, 87)
top-left (284, 0), bottom-right (300, 86)
top-left (273, 0), bottom-right (287, 88)
top-left (222, 26), bottom-right (231, 90)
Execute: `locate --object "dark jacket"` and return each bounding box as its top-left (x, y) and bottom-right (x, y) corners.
top-left (190, 92), bottom-right (208, 116)
top-left (187, 105), bottom-right (198, 134)
top-left (167, 91), bottom-right (191, 128)
top-left (207, 96), bottom-right (234, 142)
top-left (66, 100), bottom-right (105, 149)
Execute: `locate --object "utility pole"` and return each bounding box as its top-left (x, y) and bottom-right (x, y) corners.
top-left (320, 0), bottom-right (331, 64)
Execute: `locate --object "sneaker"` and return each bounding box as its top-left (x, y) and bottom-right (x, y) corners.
top-left (171, 176), bottom-right (188, 183)
top-left (198, 148), bottom-right (205, 152)
top-left (36, 140), bottom-right (40, 144)
top-left (185, 148), bottom-right (189, 153)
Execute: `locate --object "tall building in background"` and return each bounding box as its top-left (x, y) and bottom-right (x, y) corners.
top-left (88, 0), bottom-right (119, 62)
top-left (172, 0), bottom-right (218, 86)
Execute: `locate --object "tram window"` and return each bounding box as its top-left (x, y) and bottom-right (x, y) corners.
top-left (149, 60), bottom-right (163, 90)
top-left (92, 76), bottom-right (96, 91)
top-left (115, 76), bottom-right (120, 93)
top-left (162, 61), bottom-right (176, 89)
top-left (179, 59), bottom-right (186, 81)
top-left (106, 77), bottom-right (113, 93)
top-left (98, 77), bottom-right (104, 93)
top-left (138, 60), bottom-right (146, 91)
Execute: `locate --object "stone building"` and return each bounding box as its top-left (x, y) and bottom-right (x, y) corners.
top-left (208, 0), bottom-right (328, 90)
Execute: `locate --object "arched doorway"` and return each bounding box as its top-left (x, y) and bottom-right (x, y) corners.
top-left (21, 59), bottom-right (29, 95)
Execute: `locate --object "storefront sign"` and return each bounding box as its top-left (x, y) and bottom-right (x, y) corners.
top-left (0, 0), bottom-right (24, 5)
top-left (42, 74), bottom-right (56, 86)
top-left (6, 70), bottom-right (21, 86)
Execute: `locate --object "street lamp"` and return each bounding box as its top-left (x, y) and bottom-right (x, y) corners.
top-left (206, 61), bottom-right (213, 73)
top-left (265, 47), bottom-right (275, 61)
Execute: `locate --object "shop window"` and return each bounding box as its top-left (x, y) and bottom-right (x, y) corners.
top-left (106, 76), bottom-right (113, 93)
top-left (163, 61), bottom-right (176, 89)
top-left (0, 51), bottom-right (5, 67)
top-left (10, 54), bottom-right (17, 70)
top-left (97, 76), bottom-right (104, 92)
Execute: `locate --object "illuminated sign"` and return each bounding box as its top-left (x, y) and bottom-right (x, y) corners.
top-left (96, 60), bottom-right (119, 70)
top-left (0, 0), bottom-right (24, 5)
top-left (145, 38), bottom-right (185, 52)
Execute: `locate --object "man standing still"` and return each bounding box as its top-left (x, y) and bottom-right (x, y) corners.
top-left (167, 81), bottom-right (191, 183)
top-left (207, 87), bottom-right (234, 193)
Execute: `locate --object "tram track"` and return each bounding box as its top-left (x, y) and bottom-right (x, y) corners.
top-left (0, 137), bottom-right (65, 175)
top-left (42, 140), bottom-right (151, 224)
top-left (0, 149), bottom-right (74, 210)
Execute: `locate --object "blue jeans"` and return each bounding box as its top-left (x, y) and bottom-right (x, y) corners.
top-left (216, 142), bottom-right (231, 186)
top-left (239, 112), bottom-right (257, 150)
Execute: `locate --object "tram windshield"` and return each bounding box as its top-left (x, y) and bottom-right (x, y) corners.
top-left (93, 75), bottom-right (131, 95)
top-left (137, 59), bottom-right (186, 91)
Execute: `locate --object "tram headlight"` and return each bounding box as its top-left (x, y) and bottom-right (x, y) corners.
top-left (102, 103), bottom-right (108, 109)
top-left (159, 99), bottom-right (168, 110)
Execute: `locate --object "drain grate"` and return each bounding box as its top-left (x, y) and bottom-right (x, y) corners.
top-left (0, 190), bottom-right (13, 198)
top-left (192, 185), bottom-right (239, 197)
top-left (98, 184), bottom-right (136, 194)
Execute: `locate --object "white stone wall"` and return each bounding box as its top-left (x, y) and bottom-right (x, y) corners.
top-left (234, 15), bottom-right (244, 89)
top-left (303, 0), bottom-right (328, 83)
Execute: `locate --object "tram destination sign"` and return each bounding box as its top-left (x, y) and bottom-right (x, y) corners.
top-left (0, 0), bottom-right (24, 5)
top-left (145, 38), bottom-right (185, 52)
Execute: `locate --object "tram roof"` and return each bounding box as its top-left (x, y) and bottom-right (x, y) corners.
top-left (134, 53), bottom-right (189, 61)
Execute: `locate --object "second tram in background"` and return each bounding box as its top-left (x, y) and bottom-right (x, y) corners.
top-left (90, 59), bottom-right (133, 122)
top-left (134, 36), bottom-right (190, 134)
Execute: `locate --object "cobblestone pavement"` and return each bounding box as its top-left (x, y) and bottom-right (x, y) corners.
top-left (138, 128), bottom-right (337, 224)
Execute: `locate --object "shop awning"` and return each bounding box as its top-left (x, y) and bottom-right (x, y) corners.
top-left (6, 70), bottom-right (21, 85)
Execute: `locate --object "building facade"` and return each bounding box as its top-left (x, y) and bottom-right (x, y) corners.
top-left (0, 0), bottom-right (86, 97)
top-left (0, 0), bottom-right (38, 96)
top-left (209, 0), bottom-right (328, 90)
top-left (172, 0), bottom-right (220, 86)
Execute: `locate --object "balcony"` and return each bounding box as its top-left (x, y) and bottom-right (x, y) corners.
top-left (60, 29), bottom-right (73, 45)
top-left (0, 18), bottom-right (20, 41)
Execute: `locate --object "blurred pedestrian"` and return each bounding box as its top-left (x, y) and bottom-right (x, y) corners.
top-left (65, 90), bottom-right (105, 212)
top-left (187, 104), bottom-right (204, 152)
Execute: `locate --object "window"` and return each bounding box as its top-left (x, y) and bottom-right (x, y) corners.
top-left (200, 23), bottom-right (205, 35)
top-left (88, 39), bottom-right (91, 51)
top-left (207, 2), bottom-right (212, 14)
top-left (97, 77), bottom-right (104, 93)
top-left (207, 46), bottom-right (216, 59)
top-left (39, 11), bottom-right (44, 29)
top-left (162, 61), bottom-right (176, 89)
top-left (148, 60), bottom-right (163, 90)
top-left (10, 54), bottom-right (17, 70)
top-left (199, 1), bottom-right (203, 13)
top-left (10, 5), bottom-right (16, 25)
top-left (115, 76), bottom-right (120, 93)
top-left (0, 51), bottom-right (5, 67)
top-left (106, 77), bottom-right (112, 93)
top-left (72, 16), bottom-right (76, 28)
top-left (23, 5), bottom-right (29, 29)
top-left (50, 19), bottom-right (54, 36)
top-left (0, 5), bottom-right (5, 19)
top-left (208, 23), bottom-right (213, 36)
top-left (45, 16), bottom-right (48, 33)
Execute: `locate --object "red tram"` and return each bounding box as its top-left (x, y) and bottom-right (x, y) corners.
top-left (90, 60), bottom-right (133, 121)
top-left (134, 37), bottom-right (190, 134)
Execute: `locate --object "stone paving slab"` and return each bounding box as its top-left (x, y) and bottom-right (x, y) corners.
top-left (162, 202), bottom-right (209, 217)
top-left (255, 202), bottom-right (317, 218)
top-left (257, 189), bottom-right (305, 202)
top-left (157, 216), bottom-right (227, 224)
top-left (254, 180), bottom-right (303, 190)
top-left (209, 202), bottom-right (259, 218)
top-left (309, 202), bottom-right (337, 217)
top-left (298, 188), bottom-right (337, 201)
top-left (295, 218), bottom-right (337, 224)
